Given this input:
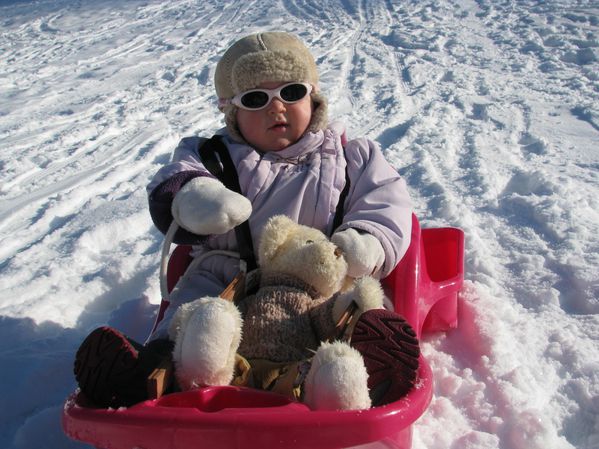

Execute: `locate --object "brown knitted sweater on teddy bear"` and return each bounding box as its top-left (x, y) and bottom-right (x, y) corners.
top-left (237, 272), bottom-right (337, 362)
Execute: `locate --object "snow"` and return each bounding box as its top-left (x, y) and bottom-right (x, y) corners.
top-left (0, 0), bottom-right (598, 448)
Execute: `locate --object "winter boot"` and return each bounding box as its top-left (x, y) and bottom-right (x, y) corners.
top-left (349, 309), bottom-right (420, 406)
top-left (74, 326), bottom-right (173, 408)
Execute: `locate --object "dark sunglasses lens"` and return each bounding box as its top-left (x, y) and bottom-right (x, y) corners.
top-left (241, 91), bottom-right (269, 109)
top-left (281, 84), bottom-right (308, 102)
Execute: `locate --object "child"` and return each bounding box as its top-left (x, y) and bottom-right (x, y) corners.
top-left (74, 31), bottom-right (414, 409)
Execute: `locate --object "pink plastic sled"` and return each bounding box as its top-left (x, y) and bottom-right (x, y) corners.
top-left (62, 215), bottom-right (464, 449)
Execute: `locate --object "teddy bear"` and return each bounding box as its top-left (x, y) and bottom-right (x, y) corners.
top-left (167, 214), bottom-right (387, 410)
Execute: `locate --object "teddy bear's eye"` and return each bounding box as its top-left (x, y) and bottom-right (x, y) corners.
top-left (306, 240), bottom-right (314, 244)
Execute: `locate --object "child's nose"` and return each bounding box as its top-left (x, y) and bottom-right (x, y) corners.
top-left (268, 98), bottom-right (286, 113)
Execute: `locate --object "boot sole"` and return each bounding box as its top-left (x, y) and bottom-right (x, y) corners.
top-left (350, 309), bottom-right (420, 406)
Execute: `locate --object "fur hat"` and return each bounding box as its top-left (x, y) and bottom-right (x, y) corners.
top-left (214, 32), bottom-right (328, 143)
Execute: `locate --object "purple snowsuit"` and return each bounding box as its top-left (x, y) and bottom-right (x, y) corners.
top-left (147, 122), bottom-right (412, 339)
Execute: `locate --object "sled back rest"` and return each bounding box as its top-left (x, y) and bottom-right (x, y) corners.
top-left (149, 245), bottom-right (193, 335)
top-left (382, 214), bottom-right (464, 338)
top-left (166, 245), bottom-right (194, 294)
top-left (153, 215), bottom-right (464, 339)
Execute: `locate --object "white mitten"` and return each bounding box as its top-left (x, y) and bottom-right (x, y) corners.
top-left (171, 177), bottom-right (252, 235)
top-left (332, 276), bottom-right (385, 324)
top-left (331, 228), bottom-right (385, 278)
top-left (303, 341), bottom-right (371, 410)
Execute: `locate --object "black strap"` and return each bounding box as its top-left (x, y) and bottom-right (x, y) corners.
top-left (198, 136), bottom-right (257, 271)
top-left (197, 135), bottom-right (349, 267)
top-left (331, 151), bottom-right (350, 234)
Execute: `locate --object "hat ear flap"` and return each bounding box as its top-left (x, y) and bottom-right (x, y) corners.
top-left (308, 91), bottom-right (328, 132)
top-left (258, 215), bottom-right (296, 267)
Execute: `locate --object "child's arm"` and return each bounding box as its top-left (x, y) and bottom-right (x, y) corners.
top-left (333, 138), bottom-right (413, 278)
top-left (148, 172), bottom-right (213, 244)
top-left (147, 137), bottom-right (250, 244)
top-left (171, 177), bottom-right (251, 235)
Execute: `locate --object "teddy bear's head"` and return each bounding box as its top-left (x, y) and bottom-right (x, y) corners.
top-left (258, 215), bottom-right (348, 298)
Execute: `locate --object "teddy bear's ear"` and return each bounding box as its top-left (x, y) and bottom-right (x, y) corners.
top-left (258, 215), bottom-right (296, 266)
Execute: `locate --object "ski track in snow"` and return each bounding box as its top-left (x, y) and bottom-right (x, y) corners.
top-left (0, 1), bottom-right (598, 448)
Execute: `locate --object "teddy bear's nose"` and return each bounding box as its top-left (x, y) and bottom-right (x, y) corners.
top-left (334, 247), bottom-right (343, 258)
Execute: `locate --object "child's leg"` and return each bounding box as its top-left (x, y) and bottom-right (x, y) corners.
top-left (149, 259), bottom-right (236, 341)
top-left (74, 254), bottom-right (239, 407)
top-left (301, 310), bottom-right (420, 410)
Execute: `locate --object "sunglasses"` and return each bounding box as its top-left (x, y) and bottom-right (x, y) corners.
top-left (221, 82), bottom-right (313, 111)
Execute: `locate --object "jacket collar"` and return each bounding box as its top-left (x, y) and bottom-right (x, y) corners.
top-left (222, 121), bottom-right (346, 162)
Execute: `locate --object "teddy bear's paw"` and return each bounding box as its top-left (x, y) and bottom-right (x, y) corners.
top-left (352, 276), bottom-right (385, 310)
top-left (303, 341), bottom-right (371, 411)
top-left (332, 276), bottom-right (384, 323)
top-left (172, 297), bottom-right (242, 389)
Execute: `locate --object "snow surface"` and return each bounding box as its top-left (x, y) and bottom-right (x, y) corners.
top-left (1, 0), bottom-right (598, 448)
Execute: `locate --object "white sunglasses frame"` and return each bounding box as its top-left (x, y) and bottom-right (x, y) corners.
top-left (219, 82), bottom-right (313, 111)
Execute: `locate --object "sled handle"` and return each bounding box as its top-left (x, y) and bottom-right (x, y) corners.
top-left (159, 222), bottom-right (179, 304)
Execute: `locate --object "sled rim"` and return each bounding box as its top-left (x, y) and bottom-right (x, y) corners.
top-left (63, 355), bottom-right (433, 449)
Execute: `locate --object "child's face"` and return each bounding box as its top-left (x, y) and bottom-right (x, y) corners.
top-left (236, 82), bottom-right (313, 152)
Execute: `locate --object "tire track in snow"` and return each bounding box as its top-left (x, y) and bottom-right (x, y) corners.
top-left (395, 2), bottom-right (599, 447)
top-left (0, 128), bottom-right (177, 260)
top-left (0, 1), bottom-right (233, 259)
top-left (361, 4), bottom-right (571, 445)
top-left (0, 0), bottom-right (260, 327)
top-left (325, 0), bottom-right (367, 114)
top-left (1, 1), bottom-right (233, 206)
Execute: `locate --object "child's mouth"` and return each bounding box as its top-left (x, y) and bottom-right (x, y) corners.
top-left (270, 123), bottom-right (289, 132)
